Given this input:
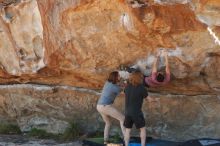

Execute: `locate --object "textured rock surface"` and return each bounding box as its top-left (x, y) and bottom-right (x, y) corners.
top-left (0, 84), bottom-right (100, 134)
top-left (0, 84), bottom-right (220, 141)
top-left (0, 0), bottom-right (45, 76)
top-left (0, 0), bottom-right (219, 93)
top-left (0, 0), bottom-right (220, 141)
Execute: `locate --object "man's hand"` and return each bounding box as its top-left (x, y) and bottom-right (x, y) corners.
top-left (156, 50), bottom-right (161, 57)
top-left (161, 50), bottom-right (168, 57)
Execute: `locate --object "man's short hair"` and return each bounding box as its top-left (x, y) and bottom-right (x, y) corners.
top-left (156, 73), bottom-right (165, 82)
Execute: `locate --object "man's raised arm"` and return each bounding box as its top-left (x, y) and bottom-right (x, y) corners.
top-left (164, 50), bottom-right (170, 74)
top-left (152, 52), bottom-right (160, 73)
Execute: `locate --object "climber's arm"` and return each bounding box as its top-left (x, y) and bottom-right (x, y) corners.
top-left (152, 52), bottom-right (160, 73)
top-left (164, 50), bottom-right (170, 74)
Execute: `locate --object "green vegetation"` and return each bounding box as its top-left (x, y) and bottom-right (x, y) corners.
top-left (0, 124), bottom-right (21, 134)
top-left (111, 133), bottom-right (121, 143)
top-left (0, 122), bottom-right (121, 144)
top-left (28, 121), bottom-right (81, 142)
top-left (86, 137), bottom-right (122, 144)
top-left (86, 137), bottom-right (104, 144)
top-left (89, 130), bottom-right (103, 138)
top-left (27, 128), bottom-right (58, 139)
top-left (86, 132), bottom-right (122, 144)
top-left (59, 121), bottom-right (80, 141)
top-left (0, 121), bottom-right (81, 142)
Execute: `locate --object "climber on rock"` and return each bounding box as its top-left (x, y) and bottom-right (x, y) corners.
top-left (119, 49), bottom-right (170, 87)
top-left (144, 49), bottom-right (170, 87)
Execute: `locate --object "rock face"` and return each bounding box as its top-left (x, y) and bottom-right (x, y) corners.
top-left (0, 0), bottom-right (220, 141)
top-left (0, 84), bottom-right (100, 134)
top-left (0, 0), bottom-right (44, 76)
top-left (0, 84), bottom-right (220, 141)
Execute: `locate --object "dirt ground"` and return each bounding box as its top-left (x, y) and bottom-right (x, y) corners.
top-left (0, 135), bottom-right (83, 146)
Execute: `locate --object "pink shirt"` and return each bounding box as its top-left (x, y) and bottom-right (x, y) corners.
top-left (145, 72), bottom-right (170, 87)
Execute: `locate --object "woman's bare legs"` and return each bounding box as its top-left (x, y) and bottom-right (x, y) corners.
top-left (97, 105), bottom-right (125, 141)
top-left (124, 128), bottom-right (131, 146)
top-left (140, 127), bottom-right (146, 146)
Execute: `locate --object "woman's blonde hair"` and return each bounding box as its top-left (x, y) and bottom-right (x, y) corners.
top-left (129, 72), bottom-right (143, 86)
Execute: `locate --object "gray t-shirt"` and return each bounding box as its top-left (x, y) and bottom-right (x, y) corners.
top-left (97, 81), bottom-right (121, 105)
